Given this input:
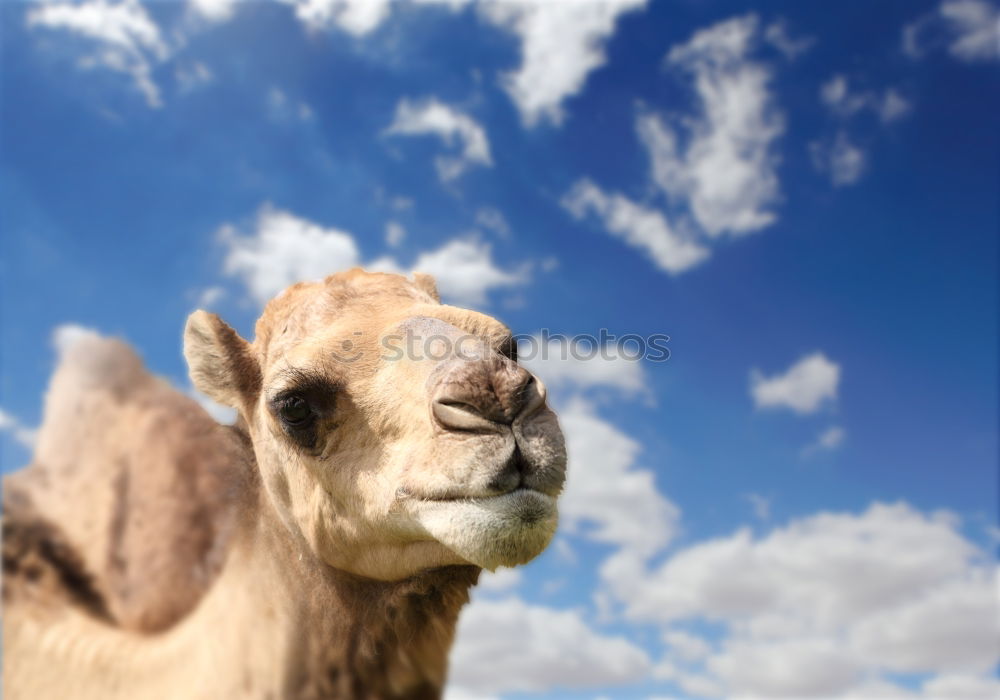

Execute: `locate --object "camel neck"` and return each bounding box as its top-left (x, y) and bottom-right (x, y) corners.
top-left (231, 486), bottom-right (480, 699)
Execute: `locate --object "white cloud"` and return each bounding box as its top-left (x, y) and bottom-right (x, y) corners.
top-left (174, 60), bottom-right (213, 93)
top-left (763, 19), bottom-right (814, 60)
top-left (266, 87), bottom-right (314, 123)
top-left (663, 629), bottom-right (713, 663)
top-left (385, 98), bottom-right (492, 182)
top-left (189, 0), bottom-right (239, 23)
top-left (850, 570), bottom-right (1000, 673)
top-left (940, 0), bottom-right (1000, 61)
top-left (815, 425), bottom-right (846, 451)
top-left (26, 0), bottom-right (169, 108)
top-left (750, 352), bottom-right (841, 414)
top-left (519, 333), bottom-right (649, 397)
top-left (384, 220), bottom-right (406, 248)
top-left (220, 205), bottom-right (361, 306)
top-left (879, 88), bottom-right (912, 123)
top-left (920, 673), bottom-right (1000, 698)
top-left (196, 285), bottom-right (225, 308)
top-left (562, 179), bottom-right (709, 274)
top-left (604, 502), bottom-right (1000, 698)
top-left (474, 207), bottom-right (511, 238)
top-left (648, 14), bottom-right (784, 237)
top-left (903, 0), bottom-right (1000, 63)
top-left (556, 397), bottom-right (680, 559)
top-left (219, 206), bottom-right (526, 308)
top-left (478, 1), bottom-right (647, 127)
top-left (282, 0), bottom-right (393, 36)
top-left (562, 16), bottom-right (786, 277)
top-left (476, 568), bottom-right (522, 593)
top-left (447, 597), bottom-right (650, 697)
top-left (744, 493), bottom-right (771, 521)
top-left (408, 239), bottom-right (524, 306)
top-left (820, 74), bottom-right (911, 124)
top-left (820, 75), bottom-right (869, 118)
top-left (0, 408), bottom-right (38, 450)
top-left (810, 131), bottom-right (867, 187)
top-left (709, 636), bottom-right (863, 698)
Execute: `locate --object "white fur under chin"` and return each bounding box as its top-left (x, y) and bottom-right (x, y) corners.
top-left (408, 490), bottom-right (558, 571)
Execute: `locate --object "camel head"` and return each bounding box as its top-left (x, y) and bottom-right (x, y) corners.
top-left (184, 269), bottom-right (566, 581)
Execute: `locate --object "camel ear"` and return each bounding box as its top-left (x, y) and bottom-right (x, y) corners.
top-left (412, 272), bottom-right (440, 302)
top-left (184, 310), bottom-right (261, 409)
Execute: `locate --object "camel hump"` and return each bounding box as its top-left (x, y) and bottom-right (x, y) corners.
top-left (3, 333), bottom-right (253, 632)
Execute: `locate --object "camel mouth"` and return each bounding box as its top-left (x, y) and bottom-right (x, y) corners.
top-left (404, 488), bottom-right (558, 570)
top-left (413, 485), bottom-right (542, 504)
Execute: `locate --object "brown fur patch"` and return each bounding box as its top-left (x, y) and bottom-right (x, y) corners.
top-left (2, 489), bottom-right (112, 622)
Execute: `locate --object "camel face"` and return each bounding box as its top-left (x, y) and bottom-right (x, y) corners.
top-left (185, 269), bottom-right (566, 580)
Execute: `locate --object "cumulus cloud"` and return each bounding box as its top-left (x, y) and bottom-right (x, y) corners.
top-left (220, 205), bottom-right (361, 306)
top-left (556, 397), bottom-right (680, 559)
top-left (407, 239), bottom-right (524, 306)
top-left (519, 333), bottom-right (649, 397)
top-left (604, 502), bottom-right (1000, 698)
top-left (562, 179), bottom-right (710, 274)
top-left (385, 98), bottom-right (492, 182)
top-left (648, 14), bottom-right (784, 237)
top-left (475, 568), bottom-right (522, 593)
top-left (750, 352), bottom-right (841, 414)
top-left (478, 0), bottom-right (647, 127)
top-left (904, 0), bottom-right (1000, 63)
top-left (219, 205), bottom-right (525, 307)
top-left (26, 0), bottom-right (169, 107)
top-left (447, 597), bottom-right (650, 697)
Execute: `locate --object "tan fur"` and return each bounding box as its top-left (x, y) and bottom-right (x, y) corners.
top-left (3, 269), bottom-right (566, 699)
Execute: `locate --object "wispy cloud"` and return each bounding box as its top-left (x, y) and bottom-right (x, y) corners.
top-left (478, 0), bottom-right (647, 127)
top-left (810, 130), bottom-right (867, 187)
top-left (904, 0), bottom-right (1000, 63)
top-left (385, 98), bottom-right (492, 182)
top-left (26, 0), bottom-right (169, 107)
top-left (562, 14), bottom-right (787, 276)
top-left (562, 179), bottom-right (709, 275)
top-left (649, 14), bottom-right (784, 237)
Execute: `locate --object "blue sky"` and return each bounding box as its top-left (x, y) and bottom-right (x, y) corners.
top-left (1, 1), bottom-right (998, 698)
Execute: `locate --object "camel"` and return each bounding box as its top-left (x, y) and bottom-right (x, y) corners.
top-left (2, 269), bottom-right (567, 699)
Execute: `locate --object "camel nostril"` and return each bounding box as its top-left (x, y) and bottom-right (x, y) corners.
top-left (431, 399), bottom-right (498, 433)
top-left (430, 359), bottom-right (544, 432)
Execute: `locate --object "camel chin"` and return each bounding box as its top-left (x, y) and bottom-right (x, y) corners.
top-left (406, 488), bottom-right (558, 571)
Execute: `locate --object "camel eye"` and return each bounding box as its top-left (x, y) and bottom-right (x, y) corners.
top-left (498, 336), bottom-right (518, 363)
top-left (277, 396), bottom-right (312, 426)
